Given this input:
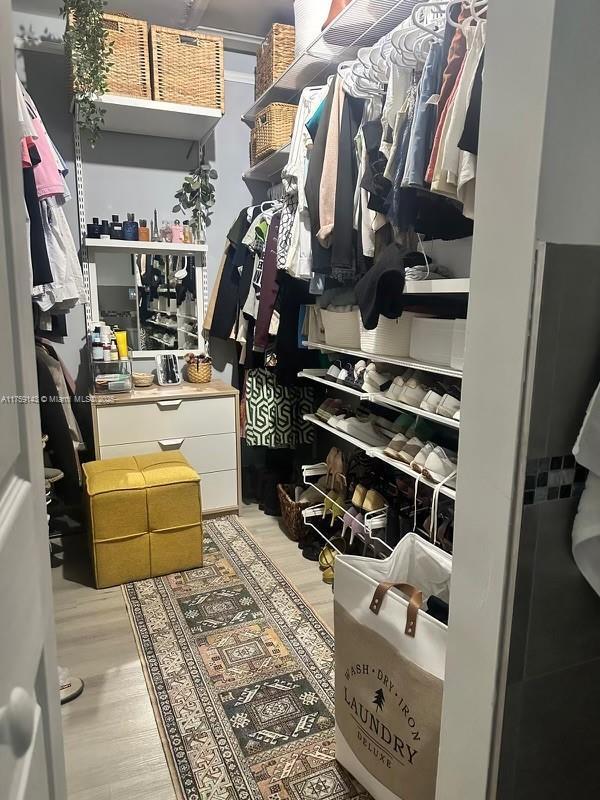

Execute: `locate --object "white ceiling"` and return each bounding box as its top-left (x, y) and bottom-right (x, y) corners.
top-left (14, 0), bottom-right (294, 38)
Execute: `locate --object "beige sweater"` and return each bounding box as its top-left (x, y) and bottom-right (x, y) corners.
top-left (318, 76), bottom-right (345, 246)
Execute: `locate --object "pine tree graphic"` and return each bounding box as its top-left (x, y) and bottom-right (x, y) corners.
top-left (373, 688), bottom-right (385, 712)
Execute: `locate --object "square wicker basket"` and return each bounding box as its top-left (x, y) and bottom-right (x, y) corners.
top-left (255, 24), bottom-right (296, 100)
top-left (251, 102), bottom-right (297, 165)
top-left (150, 26), bottom-right (225, 111)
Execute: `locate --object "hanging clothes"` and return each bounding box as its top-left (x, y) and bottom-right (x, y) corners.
top-left (245, 368), bottom-right (315, 449)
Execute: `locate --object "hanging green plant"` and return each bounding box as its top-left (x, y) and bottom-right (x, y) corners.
top-left (61, 0), bottom-right (113, 146)
top-left (173, 149), bottom-right (218, 243)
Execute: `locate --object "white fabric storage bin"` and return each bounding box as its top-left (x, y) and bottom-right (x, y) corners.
top-left (294, 0), bottom-right (330, 55)
top-left (409, 318), bottom-right (455, 366)
top-left (451, 319), bottom-right (467, 370)
top-left (360, 313), bottom-right (416, 357)
top-left (321, 307), bottom-right (361, 349)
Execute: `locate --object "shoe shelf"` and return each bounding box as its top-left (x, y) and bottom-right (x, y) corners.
top-left (306, 342), bottom-right (463, 379)
top-left (243, 144), bottom-right (291, 183)
top-left (303, 414), bottom-right (457, 501)
top-left (148, 320), bottom-right (177, 332)
top-left (243, 0), bottom-right (422, 125)
top-left (299, 370), bottom-right (460, 430)
top-left (178, 328), bottom-right (198, 338)
top-left (85, 238), bottom-right (207, 255)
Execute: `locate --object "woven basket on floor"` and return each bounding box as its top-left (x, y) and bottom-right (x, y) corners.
top-left (255, 24), bottom-right (296, 99)
top-left (69, 13), bottom-right (151, 99)
top-left (150, 26), bottom-right (224, 110)
top-left (251, 103), bottom-right (297, 165)
top-left (277, 484), bottom-right (309, 542)
top-left (186, 362), bottom-right (212, 384)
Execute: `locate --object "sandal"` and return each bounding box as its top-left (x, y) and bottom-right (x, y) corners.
top-left (351, 483), bottom-right (368, 508)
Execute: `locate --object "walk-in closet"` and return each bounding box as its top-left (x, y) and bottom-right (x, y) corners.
top-left (1, 1), bottom-right (600, 799)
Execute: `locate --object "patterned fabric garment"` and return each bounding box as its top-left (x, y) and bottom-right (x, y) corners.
top-left (277, 194), bottom-right (298, 270)
top-left (245, 368), bottom-right (316, 448)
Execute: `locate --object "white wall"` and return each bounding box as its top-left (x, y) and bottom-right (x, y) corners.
top-left (14, 10), bottom-right (254, 387)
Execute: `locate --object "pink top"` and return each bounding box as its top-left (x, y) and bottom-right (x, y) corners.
top-left (31, 116), bottom-right (64, 199)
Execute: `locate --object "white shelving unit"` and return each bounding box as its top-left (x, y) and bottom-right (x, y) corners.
top-left (87, 95), bottom-right (222, 142)
top-left (243, 0), bottom-right (422, 124)
top-left (307, 342), bottom-right (463, 379)
top-left (85, 238), bottom-right (207, 255)
top-left (298, 369), bottom-right (460, 430)
top-left (303, 414), bottom-right (456, 500)
top-left (404, 278), bottom-right (470, 294)
top-left (243, 144), bottom-right (291, 183)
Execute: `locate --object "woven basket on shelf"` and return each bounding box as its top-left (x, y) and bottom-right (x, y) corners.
top-left (150, 26), bottom-right (224, 110)
top-left (186, 361), bottom-right (212, 384)
top-left (251, 103), bottom-right (297, 165)
top-left (102, 14), bottom-right (151, 99)
top-left (277, 484), bottom-right (309, 542)
top-left (255, 24), bottom-right (296, 99)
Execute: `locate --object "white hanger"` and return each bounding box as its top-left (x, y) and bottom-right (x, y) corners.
top-left (411, 2), bottom-right (447, 40)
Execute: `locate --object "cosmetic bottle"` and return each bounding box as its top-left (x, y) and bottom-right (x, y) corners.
top-left (91, 326), bottom-right (103, 361)
top-left (182, 221), bottom-right (192, 244)
top-left (110, 336), bottom-right (119, 362)
top-left (103, 341), bottom-right (111, 362)
top-left (110, 215), bottom-right (123, 239)
top-left (171, 220), bottom-right (183, 244)
top-left (161, 220), bottom-right (173, 243)
top-left (100, 220), bottom-right (111, 240)
top-left (138, 219), bottom-right (150, 241)
top-left (87, 217), bottom-right (101, 239)
top-left (122, 213), bottom-right (139, 241)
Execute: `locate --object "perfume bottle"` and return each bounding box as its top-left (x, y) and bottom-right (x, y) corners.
top-left (110, 215), bottom-right (123, 239)
top-left (122, 213), bottom-right (139, 241)
top-left (171, 220), bottom-right (183, 244)
top-left (87, 217), bottom-right (101, 239)
top-left (91, 326), bottom-right (103, 361)
top-left (100, 220), bottom-right (111, 240)
top-left (161, 220), bottom-right (173, 243)
top-left (138, 219), bottom-right (150, 241)
top-left (182, 221), bottom-right (192, 244)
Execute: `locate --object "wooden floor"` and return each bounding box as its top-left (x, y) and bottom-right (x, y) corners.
top-left (52, 505), bottom-right (333, 799)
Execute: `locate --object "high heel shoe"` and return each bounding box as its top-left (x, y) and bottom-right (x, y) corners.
top-left (363, 489), bottom-right (386, 513)
top-left (341, 507), bottom-right (358, 538)
top-left (351, 483), bottom-right (367, 508)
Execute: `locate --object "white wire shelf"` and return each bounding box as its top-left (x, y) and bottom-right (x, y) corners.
top-left (243, 0), bottom-right (422, 125)
top-left (178, 328), bottom-right (198, 338)
top-left (85, 238), bottom-right (207, 255)
top-left (306, 342), bottom-right (463, 379)
top-left (243, 144), bottom-right (291, 183)
top-left (299, 370), bottom-right (460, 430)
top-left (303, 414), bottom-right (457, 500)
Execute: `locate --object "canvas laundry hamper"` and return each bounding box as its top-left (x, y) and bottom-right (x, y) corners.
top-left (334, 533), bottom-right (452, 800)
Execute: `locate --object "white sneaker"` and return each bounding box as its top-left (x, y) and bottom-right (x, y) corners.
top-left (397, 374), bottom-right (429, 407)
top-left (384, 369), bottom-right (414, 401)
top-left (396, 436), bottom-right (425, 465)
top-left (362, 364), bottom-right (393, 393)
top-left (422, 447), bottom-right (458, 487)
top-left (411, 442), bottom-right (435, 473)
top-left (437, 394), bottom-right (461, 419)
top-left (453, 409), bottom-right (461, 421)
top-left (420, 389), bottom-right (444, 414)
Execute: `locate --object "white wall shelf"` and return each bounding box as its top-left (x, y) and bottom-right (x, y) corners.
top-left (304, 414), bottom-right (456, 499)
top-left (85, 238), bottom-right (207, 255)
top-left (298, 369), bottom-right (369, 398)
top-left (243, 144), bottom-right (291, 183)
top-left (243, 0), bottom-right (422, 125)
top-left (85, 95), bottom-right (222, 141)
top-left (306, 342), bottom-right (463, 378)
top-left (405, 278), bottom-right (470, 294)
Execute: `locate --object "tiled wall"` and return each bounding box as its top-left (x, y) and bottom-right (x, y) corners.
top-left (497, 245), bottom-right (600, 798)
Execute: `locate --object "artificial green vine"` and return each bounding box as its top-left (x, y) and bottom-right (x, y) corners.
top-left (61, 0), bottom-right (113, 146)
top-left (173, 150), bottom-right (218, 242)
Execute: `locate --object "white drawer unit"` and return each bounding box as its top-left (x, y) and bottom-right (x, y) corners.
top-left (92, 381), bottom-right (240, 515)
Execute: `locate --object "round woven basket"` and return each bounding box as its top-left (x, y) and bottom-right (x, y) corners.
top-left (186, 362), bottom-right (212, 384)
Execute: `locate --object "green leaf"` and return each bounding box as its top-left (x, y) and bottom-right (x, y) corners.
top-left (172, 204), bottom-right (181, 213)
top-left (209, 169), bottom-right (218, 179)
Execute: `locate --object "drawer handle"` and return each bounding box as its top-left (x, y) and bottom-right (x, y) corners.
top-left (159, 438), bottom-right (184, 450)
top-left (157, 400), bottom-right (182, 410)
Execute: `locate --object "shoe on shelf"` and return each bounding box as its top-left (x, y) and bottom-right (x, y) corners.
top-left (351, 484), bottom-right (368, 508)
top-left (396, 436), bottom-right (426, 465)
top-left (323, 360), bottom-right (342, 382)
top-left (384, 369), bottom-right (415, 401)
top-left (363, 489), bottom-right (386, 512)
top-left (453, 409), bottom-right (461, 421)
top-left (338, 360), bottom-right (368, 392)
top-left (420, 388), bottom-right (445, 414)
top-left (405, 417), bottom-right (435, 442)
top-left (410, 442), bottom-right (435, 473)
top-left (397, 373), bottom-right (430, 408)
top-left (316, 398), bottom-right (342, 422)
top-left (327, 412), bottom-right (349, 428)
top-left (338, 417), bottom-right (391, 447)
top-left (384, 433), bottom-right (409, 460)
top-left (422, 447), bottom-right (458, 487)
top-left (362, 363), bottom-right (393, 393)
top-left (437, 394), bottom-right (461, 419)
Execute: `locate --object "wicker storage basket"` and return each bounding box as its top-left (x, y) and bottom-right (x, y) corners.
top-left (277, 484), bottom-right (309, 542)
top-left (359, 313), bottom-right (417, 358)
top-left (150, 26), bottom-right (224, 110)
top-left (251, 103), bottom-right (297, 165)
top-left (321, 308), bottom-right (361, 349)
top-left (255, 24), bottom-right (296, 100)
top-left (69, 13), bottom-right (151, 99)
top-left (186, 361), bottom-right (212, 384)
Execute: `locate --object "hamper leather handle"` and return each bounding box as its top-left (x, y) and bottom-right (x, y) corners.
top-left (370, 581), bottom-right (423, 638)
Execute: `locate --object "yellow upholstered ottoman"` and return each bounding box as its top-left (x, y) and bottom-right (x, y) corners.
top-left (83, 453), bottom-right (203, 589)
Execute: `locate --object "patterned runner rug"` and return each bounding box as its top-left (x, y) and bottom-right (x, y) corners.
top-left (123, 515), bottom-right (370, 800)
